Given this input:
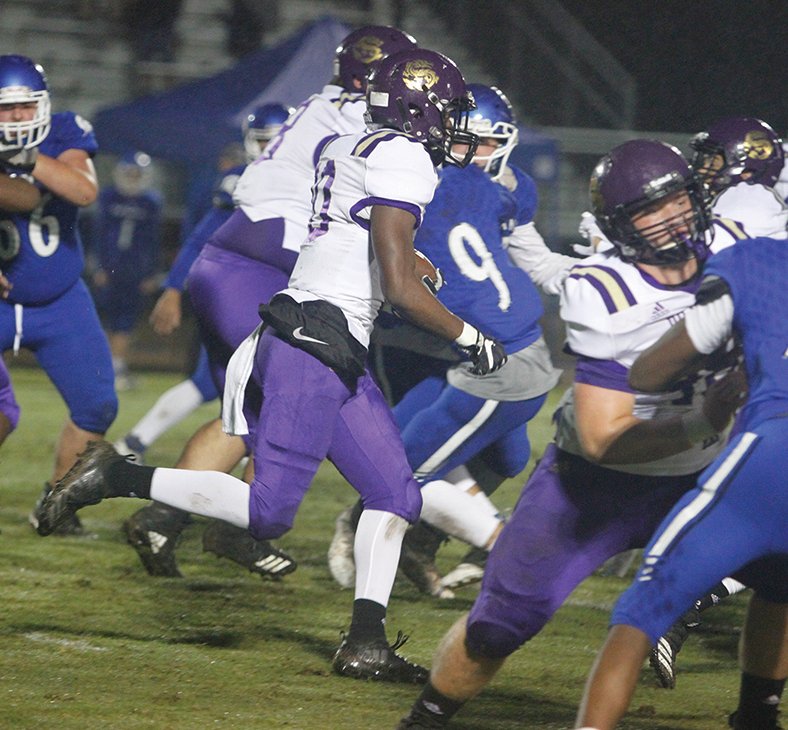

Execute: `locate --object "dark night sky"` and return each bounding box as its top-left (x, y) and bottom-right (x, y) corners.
top-left (558, 0), bottom-right (788, 134)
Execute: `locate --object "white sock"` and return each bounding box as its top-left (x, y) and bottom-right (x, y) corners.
top-left (420, 479), bottom-right (501, 548)
top-left (129, 379), bottom-right (205, 448)
top-left (722, 577), bottom-right (746, 597)
top-left (150, 467), bottom-right (249, 528)
top-left (353, 509), bottom-right (408, 606)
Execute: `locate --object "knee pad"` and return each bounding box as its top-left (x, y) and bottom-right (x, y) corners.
top-left (465, 619), bottom-right (523, 660)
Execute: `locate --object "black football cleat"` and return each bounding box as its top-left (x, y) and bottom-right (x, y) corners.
top-left (729, 709), bottom-right (783, 729)
top-left (123, 502), bottom-right (191, 577)
top-left (202, 520), bottom-right (297, 580)
top-left (649, 606), bottom-right (699, 689)
top-left (36, 441), bottom-right (128, 536)
top-left (332, 631), bottom-right (428, 684)
top-left (29, 482), bottom-right (83, 536)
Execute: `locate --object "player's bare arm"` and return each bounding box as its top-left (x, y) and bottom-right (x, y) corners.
top-left (33, 147), bottom-right (97, 206)
top-left (371, 204), bottom-right (464, 342)
top-left (575, 370), bottom-right (744, 465)
top-left (0, 171), bottom-right (41, 212)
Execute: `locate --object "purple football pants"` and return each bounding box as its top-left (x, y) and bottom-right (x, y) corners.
top-left (0, 356), bottom-right (19, 432)
top-left (244, 329), bottom-right (422, 540)
top-left (465, 443), bottom-right (699, 658)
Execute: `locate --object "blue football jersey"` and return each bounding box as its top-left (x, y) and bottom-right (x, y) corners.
top-left (414, 164), bottom-right (543, 352)
top-left (703, 237), bottom-right (788, 430)
top-left (93, 186), bottom-right (162, 283)
top-left (1, 111), bottom-right (98, 304)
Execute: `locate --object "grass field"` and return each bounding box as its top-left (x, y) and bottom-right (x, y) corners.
top-left (1, 365), bottom-right (747, 729)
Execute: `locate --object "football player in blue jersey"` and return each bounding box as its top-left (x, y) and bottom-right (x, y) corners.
top-left (576, 244), bottom-right (788, 730)
top-left (0, 54), bottom-right (117, 535)
top-left (398, 139), bottom-right (747, 729)
top-left (329, 84), bottom-right (574, 597)
top-left (114, 103), bottom-right (293, 464)
top-left (90, 150), bottom-right (163, 391)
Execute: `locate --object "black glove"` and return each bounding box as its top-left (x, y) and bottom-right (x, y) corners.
top-left (0, 146), bottom-right (39, 177)
top-left (457, 326), bottom-right (507, 375)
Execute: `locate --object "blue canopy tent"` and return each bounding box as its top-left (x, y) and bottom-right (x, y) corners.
top-left (93, 17), bottom-right (351, 237)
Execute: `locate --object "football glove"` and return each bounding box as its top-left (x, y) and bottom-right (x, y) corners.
top-left (455, 324), bottom-right (507, 376)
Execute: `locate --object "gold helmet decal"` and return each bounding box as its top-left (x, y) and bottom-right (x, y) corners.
top-left (402, 60), bottom-right (440, 92)
top-left (352, 35), bottom-right (386, 65)
top-left (742, 130), bottom-right (775, 160)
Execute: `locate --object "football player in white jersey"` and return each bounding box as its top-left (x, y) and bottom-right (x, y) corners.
top-left (115, 26), bottom-right (418, 580)
top-left (37, 48), bottom-right (509, 685)
top-left (398, 139), bottom-right (746, 728)
top-left (689, 116), bottom-right (787, 250)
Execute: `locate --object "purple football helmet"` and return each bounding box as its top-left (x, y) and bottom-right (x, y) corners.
top-left (365, 48), bottom-right (479, 168)
top-left (690, 116), bottom-right (784, 194)
top-left (242, 102), bottom-right (294, 160)
top-left (0, 54), bottom-right (51, 151)
top-left (333, 25), bottom-right (417, 93)
top-left (590, 139), bottom-right (711, 266)
top-left (465, 83), bottom-right (519, 180)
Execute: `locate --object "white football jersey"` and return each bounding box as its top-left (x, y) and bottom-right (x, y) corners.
top-left (232, 84), bottom-right (367, 253)
top-left (709, 182), bottom-right (788, 252)
top-left (774, 141), bottom-right (788, 203)
top-left (282, 129), bottom-right (438, 347)
top-left (555, 253), bottom-right (728, 476)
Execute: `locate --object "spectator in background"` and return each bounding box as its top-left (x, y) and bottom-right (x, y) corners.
top-left (89, 151), bottom-right (162, 390)
top-left (221, 0), bottom-right (269, 59)
top-left (122, 0), bottom-right (183, 64)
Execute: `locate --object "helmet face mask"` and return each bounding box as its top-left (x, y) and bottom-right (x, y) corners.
top-left (591, 139), bottom-right (711, 267)
top-left (365, 49), bottom-right (479, 168)
top-left (689, 116), bottom-right (784, 195)
top-left (242, 102), bottom-right (294, 161)
top-left (465, 84), bottom-right (518, 179)
top-left (333, 25), bottom-right (417, 93)
top-left (0, 54), bottom-right (51, 151)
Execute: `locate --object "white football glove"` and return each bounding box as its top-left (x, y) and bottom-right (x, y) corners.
top-left (573, 211), bottom-right (613, 256)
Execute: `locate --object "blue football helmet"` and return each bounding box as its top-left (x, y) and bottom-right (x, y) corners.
top-left (113, 151), bottom-right (153, 197)
top-left (242, 102), bottom-right (294, 160)
top-left (465, 84), bottom-right (519, 180)
top-left (0, 54), bottom-right (51, 151)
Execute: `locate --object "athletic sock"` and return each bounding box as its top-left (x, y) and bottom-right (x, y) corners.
top-left (733, 672), bottom-right (785, 728)
top-left (104, 460), bottom-right (154, 498)
top-left (348, 598), bottom-right (387, 644)
top-left (404, 681), bottom-right (465, 727)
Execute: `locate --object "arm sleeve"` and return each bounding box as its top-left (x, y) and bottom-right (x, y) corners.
top-left (684, 276), bottom-right (734, 355)
top-left (504, 222), bottom-right (579, 295)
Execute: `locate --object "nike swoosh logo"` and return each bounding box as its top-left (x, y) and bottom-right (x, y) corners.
top-left (292, 326), bottom-right (330, 346)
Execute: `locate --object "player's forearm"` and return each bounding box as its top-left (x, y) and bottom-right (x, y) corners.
top-left (0, 173), bottom-right (41, 212)
top-left (504, 222), bottom-right (576, 295)
top-left (384, 276), bottom-right (464, 343)
top-left (583, 416), bottom-right (693, 465)
top-left (33, 153), bottom-right (98, 206)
